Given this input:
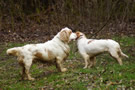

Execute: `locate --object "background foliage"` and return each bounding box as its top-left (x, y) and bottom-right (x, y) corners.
top-left (0, 0), bottom-right (135, 42)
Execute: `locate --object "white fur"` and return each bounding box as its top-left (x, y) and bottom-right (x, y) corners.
top-left (75, 32), bottom-right (128, 69)
top-left (7, 27), bottom-right (73, 80)
top-left (69, 33), bottom-right (77, 41)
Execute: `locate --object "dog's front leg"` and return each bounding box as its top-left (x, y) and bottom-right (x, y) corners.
top-left (81, 53), bottom-right (89, 69)
top-left (56, 57), bottom-right (67, 72)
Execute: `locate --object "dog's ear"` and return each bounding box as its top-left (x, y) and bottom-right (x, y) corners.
top-left (60, 30), bottom-right (72, 43)
top-left (76, 31), bottom-right (81, 38)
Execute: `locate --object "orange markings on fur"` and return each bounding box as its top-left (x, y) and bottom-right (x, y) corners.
top-left (76, 31), bottom-right (80, 38)
top-left (69, 30), bottom-right (72, 35)
top-left (35, 52), bottom-right (44, 59)
top-left (47, 49), bottom-right (55, 60)
top-left (76, 31), bottom-right (83, 40)
top-left (88, 40), bottom-right (94, 44)
top-left (60, 30), bottom-right (72, 43)
top-left (76, 31), bottom-right (87, 40)
top-left (60, 31), bottom-right (68, 42)
top-left (9, 50), bottom-right (17, 56)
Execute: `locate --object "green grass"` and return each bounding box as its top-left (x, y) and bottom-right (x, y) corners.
top-left (0, 36), bottom-right (135, 89)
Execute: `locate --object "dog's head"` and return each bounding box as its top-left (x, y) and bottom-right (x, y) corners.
top-left (59, 27), bottom-right (74, 43)
top-left (71, 31), bottom-right (86, 40)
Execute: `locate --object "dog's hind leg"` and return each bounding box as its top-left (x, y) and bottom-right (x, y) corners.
top-left (19, 63), bottom-right (26, 80)
top-left (18, 56), bottom-right (27, 80)
top-left (109, 49), bottom-right (123, 65)
top-left (21, 66), bottom-right (26, 80)
top-left (89, 57), bottom-right (96, 68)
top-left (20, 65), bottom-right (29, 80)
top-left (24, 59), bottom-right (35, 81)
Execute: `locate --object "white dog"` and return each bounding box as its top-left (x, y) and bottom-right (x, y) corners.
top-left (73, 31), bottom-right (128, 69)
top-left (7, 27), bottom-right (75, 80)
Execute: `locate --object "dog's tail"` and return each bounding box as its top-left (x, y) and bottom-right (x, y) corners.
top-left (7, 47), bottom-right (20, 56)
top-left (118, 48), bottom-right (129, 58)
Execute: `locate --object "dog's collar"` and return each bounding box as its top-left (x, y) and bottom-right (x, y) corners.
top-left (76, 35), bottom-right (83, 40)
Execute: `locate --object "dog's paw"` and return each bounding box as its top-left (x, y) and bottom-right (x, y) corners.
top-left (88, 66), bottom-right (92, 68)
top-left (28, 77), bottom-right (35, 81)
top-left (88, 64), bottom-right (93, 68)
top-left (83, 66), bottom-right (87, 69)
top-left (61, 68), bottom-right (67, 72)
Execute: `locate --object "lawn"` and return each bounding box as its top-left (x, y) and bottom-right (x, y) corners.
top-left (0, 36), bottom-right (135, 89)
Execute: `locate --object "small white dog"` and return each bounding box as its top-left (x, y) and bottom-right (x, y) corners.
top-left (73, 31), bottom-right (128, 69)
top-left (7, 27), bottom-right (75, 80)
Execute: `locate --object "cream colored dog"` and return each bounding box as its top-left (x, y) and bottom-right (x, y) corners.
top-left (74, 31), bottom-right (128, 69)
top-left (7, 27), bottom-right (75, 80)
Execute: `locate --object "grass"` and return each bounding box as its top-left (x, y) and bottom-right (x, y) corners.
top-left (0, 36), bottom-right (135, 89)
